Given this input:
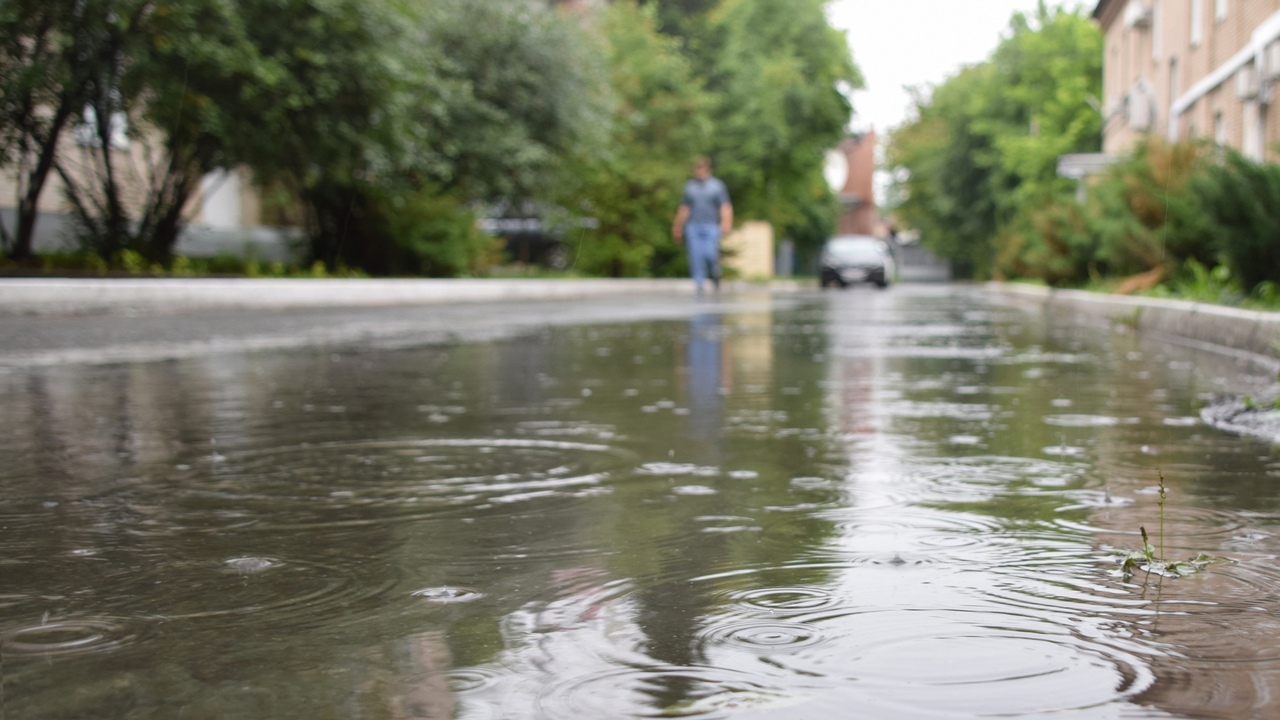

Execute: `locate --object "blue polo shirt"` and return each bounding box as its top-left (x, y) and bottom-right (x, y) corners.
top-left (681, 177), bottom-right (731, 225)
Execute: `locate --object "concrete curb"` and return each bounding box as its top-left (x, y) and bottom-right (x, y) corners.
top-left (987, 282), bottom-right (1280, 364)
top-left (0, 277), bottom-right (808, 317)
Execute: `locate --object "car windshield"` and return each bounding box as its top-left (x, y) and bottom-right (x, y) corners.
top-left (826, 238), bottom-right (884, 262)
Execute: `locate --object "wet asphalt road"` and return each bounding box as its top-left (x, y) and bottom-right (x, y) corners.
top-left (0, 290), bottom-right (800, 369)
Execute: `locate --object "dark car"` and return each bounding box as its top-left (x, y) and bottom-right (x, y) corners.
top-left (819, 235), bottom-right (895, 289)
top-left (478, 211), bottom-right (597, 271)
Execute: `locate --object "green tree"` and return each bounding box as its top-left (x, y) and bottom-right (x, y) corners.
top-left (59, 0), bottom-right (371, 264)
top-left (408, 0), bottom-right (606, 201)
top-left (2, 0), bottom-right (602, 274)
top-left (640, 0), bottom-right (720, 43)
top-left (888, 2), bottom-right (1102, 278)
top-left (888, 69), bottom-right (1004, 278)
top-left (567, 1), bottom-right (711, 277)
top-left (1084, 138), bottom-right (1213, 281)
top-left (0, 0), bottom-right (397, 265)
top-left (1191, 148), bottom-right (1280, 292)
top-left (0, 0), bottom-right (151, 261)
top-left (990, 5), bottom-right (1104, 212)
top-left (556, 0), bottom-right (860, 277)
top-left (708, 0), bottom-right (862, 250)
top-left (305, 0), bottom-right (607, 274)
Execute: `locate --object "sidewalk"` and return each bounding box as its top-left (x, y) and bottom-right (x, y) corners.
top-left (0, 277), bottom-right (804, 317)
top-left (989, 282), bottom-right (1280, 366)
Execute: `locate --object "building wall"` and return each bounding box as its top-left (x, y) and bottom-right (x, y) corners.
top-left (1097, 0), bottom-right (1280, 161)
top-left (1, 117), bottom-right (266, 254)
top-left (0, 125), bottom-right (158, 252)
top-left (722, 221), bottom-right (775, 279)
top-left (834, 131), bottom-right (881, 237)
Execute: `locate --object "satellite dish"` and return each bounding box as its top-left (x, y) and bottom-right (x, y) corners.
top-left (824, 149), bottom-right (849, 194)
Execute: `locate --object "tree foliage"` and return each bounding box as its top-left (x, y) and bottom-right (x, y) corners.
top-left (406, 0), bottom-right (607, 201)
top-left (994, 137), bottom-right (1280, 301)
top-left (3, 0), bottom-right (860, 277)
top-left (887, 2), bottom-right (1102, 278)
top-left (888, 68), bottom-right (1004, 278)
top-left (571, 0), bottom-right (861, 275)
top-left (1190, 149), bottom-right (1280, 292)
top-left (708, 0), bottom-right (861, 248)
top-left (0, 0), bottom-right (400, 263)
top-left (1083, 138), bottom-right (1213, 279)
top-left (565, 2), bottom-right (711, 277)
top-left (0, 0), bottom-right (152, 260)
top-left (305, 0), bottom-right (608, 273)
top-left (67, 0), bottom-right (395, 264)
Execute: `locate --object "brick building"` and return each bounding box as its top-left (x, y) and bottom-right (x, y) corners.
top-left (1096, 0), bottom-right (1280, 160)
top-left (829, 130), bottom-right (881, 236)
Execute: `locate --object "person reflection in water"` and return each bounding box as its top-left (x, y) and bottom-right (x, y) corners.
top-left (672, 156), bottom-right (733, 294)
top-left (685, 311), bottom-right (728, 457)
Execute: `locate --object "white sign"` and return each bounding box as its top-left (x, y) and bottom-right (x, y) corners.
top-left (824, 149), bottom-right (849, 194)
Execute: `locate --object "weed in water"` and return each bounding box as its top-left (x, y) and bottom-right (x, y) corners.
top-left (1115, 471), bottom-right (1230, 580)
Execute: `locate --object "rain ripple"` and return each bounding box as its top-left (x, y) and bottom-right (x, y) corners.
top-left (171, 437), bottom-right (634, 530)
top-left (536, 664), bottom-right (797, 719)
top-left (2, 616), bottom-right (155, 657)
top-left (136, 555), bottom-right (397, 631)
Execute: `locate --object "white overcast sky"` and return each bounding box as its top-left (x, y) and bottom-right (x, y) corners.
top-left (827, 1), bottom-right (1091, 134)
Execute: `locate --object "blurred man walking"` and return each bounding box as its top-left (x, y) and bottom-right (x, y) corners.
top-left (672, 157), bottom-right (733, 294)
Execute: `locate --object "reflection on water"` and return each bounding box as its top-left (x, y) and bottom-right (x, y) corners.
top-left (684, 311), bottom-right (727, 450)
top-left (5, 286), bottom-right (1280, 718)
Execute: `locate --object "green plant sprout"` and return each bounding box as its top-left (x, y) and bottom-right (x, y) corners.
top-left (1116, 471), bottom-right (1230, 580)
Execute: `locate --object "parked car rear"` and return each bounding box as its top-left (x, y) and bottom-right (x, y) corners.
top-left (820, 235), bottom-right (895, 289)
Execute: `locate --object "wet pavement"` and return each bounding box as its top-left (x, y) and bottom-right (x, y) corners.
top-left (4, 285), bottom-right (1280, 719)
top-left (0, 292), bottom-right (716, 367)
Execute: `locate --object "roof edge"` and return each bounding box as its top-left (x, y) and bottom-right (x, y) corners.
top-left (1093, 0), bottom-right (1121, 25)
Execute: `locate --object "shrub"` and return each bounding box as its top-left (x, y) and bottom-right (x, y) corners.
top-left (377, 187), bottom-right (501, 278)
top-left (995, 192), bottom-right (1096, 286)
top-left (1191, 150), bottom-right (1280, 291)
top-left (1087, 138), bottom-right (1215, 278)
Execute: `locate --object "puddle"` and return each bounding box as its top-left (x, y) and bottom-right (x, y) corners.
top-left (4, 287), bottom-right (1280, 717)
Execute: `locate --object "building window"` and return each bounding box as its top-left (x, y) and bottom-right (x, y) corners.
top-left (198, 170), bottom-right (243, 230)
top-left (1214, 111), bottom-right (1226, 144)
top-left (73, 106), bottom-right (129, 152)
top-left (1243, 102), bottom-right (1264, 161)
top-left (1191, 0), bottom-right (1204, 47)
top-left (1216, 0), bottom-right (1228, 22)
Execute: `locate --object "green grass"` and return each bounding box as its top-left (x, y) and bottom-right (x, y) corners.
top-left (1, 251), bottom-right (366, 279)
top-left (485, 263), bottom-right (586, 279)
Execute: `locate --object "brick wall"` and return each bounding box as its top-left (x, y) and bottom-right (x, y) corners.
top-left (833, 131), bottom-right (880, 237)
top-left (1098, 0), bottom-right (1280, 161)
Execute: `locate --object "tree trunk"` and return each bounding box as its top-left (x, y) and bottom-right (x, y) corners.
top-left (143, 174), bottom-right (195, 265)
top-left (8, 104), bottom-right (75, 262)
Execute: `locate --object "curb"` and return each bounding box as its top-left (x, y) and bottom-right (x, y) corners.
top-left (0, 277), bottom-right (808, 317)
top-left (988, 282), bottom-right (1280, 366)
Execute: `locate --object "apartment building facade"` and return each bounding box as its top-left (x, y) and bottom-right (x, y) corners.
top-left (1095, 0), bottom-right (1280, 160)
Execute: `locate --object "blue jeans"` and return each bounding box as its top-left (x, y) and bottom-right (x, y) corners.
top-left (684, 223), bottom-right (721, 289)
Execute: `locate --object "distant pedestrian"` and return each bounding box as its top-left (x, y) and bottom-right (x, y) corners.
top-left (672, 157), bottom-right (733, 293)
